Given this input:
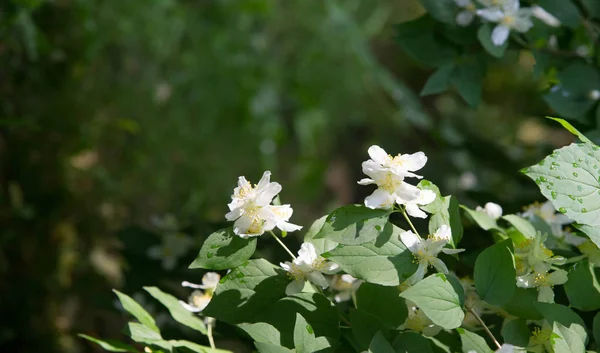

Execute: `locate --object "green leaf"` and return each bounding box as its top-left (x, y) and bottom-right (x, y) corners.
top-left (477, 24), bottom-right (508, 58)
top-left (501, 288), bottom-right (543, 320)
top-left (395, 15), bottom-right (457, 68)
top-left (125, 322), bottom-right (162, 345)
top-left (551, 322), bottom-right (586, 353)
top-left (460, 205), bottom-right (499, 231)
top-left (189, 227), bottom-right (257, 270)
top-left (293, 313), bottom-right (333, 353)
top-left (501, 319), bottom-right (530, 347)
top-left (113, 290), bottom-right (159, 333)
top-left (574, 224), bottom-right (600, 248)
top-left (474, 239), bottom-right (516, 306)
top-left (418, 180), bottom-right (445, 214)
top-left (314, 205), bottom-right (390, 245)
top-left (355, 283), bottom-right (408, 329)
top-left (400, 273), bottom-right (464, 329)
top-left (304, 215), bottom-right (338, 254)
top-left (563, 260), bottom-right (600, 311)
top-left (392, 332), bottom-right (434, 353)
top-left (535, 302), bottom-right (587, 345)
top-left (537, 0), bottom-right (582, 28)
top-left (502, 215), bottom-right (536, 239)
top-left (368, 331), bottom-right (395, 353)
top-left (582, 0), bottom-right (600, 19)
top-left (450, 59), bottom-right (483, 107)
top-left (418, 0), bottom-right (456, 24)
top-left (351, 309), bottom-right (387, 351)
top-left (143, 286), bottom-right (207, 334)
top-left (78, 334), bottom-right (139, 352)
top-left (546, 117), bottom-right (593, 144)
top-left (170, 340), bottom-right (232, 353)
top-left (524, 143), bottom-right (600, 227)
top-left (593, 311), bottom-right (600, 345)
top-left (202, 259), bottom-right (289, 323)
top-left (328, 224), bottom-right (417, 286)
top-left (543, 63), bottom-right (600, 120)
top-left (457, 328), bottom-right (493, 353)
top-left (429, 195), bottom-right (463, 247)
top-left (421, 64), bottom-right (454, 96)
top-left (254, 342), bottom-right (294, 353)
top-left (238, 322), bottom-right (282, 346)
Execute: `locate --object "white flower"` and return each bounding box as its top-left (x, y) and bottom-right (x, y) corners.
top-left (531, 5), bottom-right (560, 27)
top-left (401, 300), bottom-right (443, 336)
top-left (280, 242), bottom-right (340, 295)
top-left (179, 272), bottom-right (221, 313)
top-left (147, 232), bottom-right (194, 271)
top-left (522, 201), bottom-right (572, 237)
top-left (477, 0), bottom-right (534, 46)
top-left (516, 262), bottom-right (567, 303)
top-left (476, 202), bottom-right (503, 219)
top-left (330, 274), bottom-right (362, 303)
top-left (401, 189), bottom-right (436, 219)
top-left (400, 225), bottom-right (465, 284)
top-left (225, 171), bottom-right (301, 237)
top-left (590, 89), bottom-right (600, 101)
top-left (364, 145), bottom-right (427, 178)
top-left (455, 0), bottom-right (477, 26)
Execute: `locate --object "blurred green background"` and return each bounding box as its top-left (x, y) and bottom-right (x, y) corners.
top-left (0, 0), bottom-right (574, 352)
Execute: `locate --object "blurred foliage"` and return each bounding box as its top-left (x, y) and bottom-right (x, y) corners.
top-left (0, 0), bottom-right (575, 352)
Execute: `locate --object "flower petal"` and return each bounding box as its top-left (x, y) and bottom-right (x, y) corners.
top-left (430, 257), bottom-right (449, 274)
top-left (401, 152), bottom-right (428, 172)
top-left (417, 189), bottom-right (437, 205)
top-left (491, 25), bottom-right (510, 46)
top-left (297, 242), bottom-right (318, 265)
top-left (441, 248), bottom-right (465, 254)
top-left (405, 203), bottom-right (428, 219)
top-left (367, 145), bottom-right (390, 165)
top-left (516, 274), bottom-right (536, 288)
top-left (395, 183), bottom-right (421, 203)
top-left (478, 9), bottom-right (505, 22)
top-left (308, 272), bottom-right (330, 289)
top-left (408, 263), bottom-right (427, 284)
top-left (285, 280), bottom-right (305, 295)
top-left (537, 286), bottom-right (555, 303)
top-left (547, 269), bottom-right (568, 285)
top-left (179, 300), bottom-right (203, 313)
top-left (365, 188), bottom-right (396, 210)
top-left (400, 231), bottom-right (421, 253)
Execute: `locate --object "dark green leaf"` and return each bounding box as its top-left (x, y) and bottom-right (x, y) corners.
top-left (450, 59), bottom-right (483, 107)
top-left (356, 282), bottom-right (408, 329)
top-left (582, 0), bottom-right (600, 19)
top-left (419, 0), bottom-right (456, 24)
top-left (501, 319), bottom-right (530, 347)
top-left (474, 239), bottom-right (516, 306)
top-left (113, 290), bottom-right (159, 333)
top-left (421, 64), bottom-right (455, 96)
top-left (477, 24), bottom-right (508, 58)
top-left (144, 286), bottom-right (207, 334)
top-left (501, 288), bottom-right (543, 320)
top-left (189, 227), bottom-right (257, 270)
top-left (78, 334), bottom-right (139, 352)
top-left (368, 331), bottom-right (395, 353)
top-left (392, 332), bottom-right (434, 353)
top-left (563, 260), bottom-right (600, 311)
top-left (351, 309), bottom-right (387, 351)
top-left (254, 342), bottom-right (294, 353)
top-left (395, 16), bottom-right (457, 68)
top-left (543, 63), bottom-right (600, 121)
top-left (534, 302), bottom-right (587, 344)
top-left (537, 0), bottom-right (582, 28)
top-left (593, 311), bottom-right (600, 345)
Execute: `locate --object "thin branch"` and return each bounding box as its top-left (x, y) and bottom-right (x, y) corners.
top-left (269, 231), bottom-right (296, 259)
top-left (467, 307), bottom-right (501, 350)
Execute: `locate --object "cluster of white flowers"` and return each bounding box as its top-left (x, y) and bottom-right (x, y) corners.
top-left (225, 171), bottom-right (302, 238)
top-left (280, 242), bottom-right (341, 295)
top-left (522, 201), bottom-right (584, 247)
top-left (454, 0), bottom-right (560, 46)
top-left (330, 274), bottom-right (362, 303)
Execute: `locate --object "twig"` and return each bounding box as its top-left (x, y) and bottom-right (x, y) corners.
top-left (467, 307), bottom-right (501, 350)
top-left (269, 230), bottom-right (296, 259)
top-left (206, 318), bottom-right (216, 349)
top-left (401, 208), bottom-right (422, 239)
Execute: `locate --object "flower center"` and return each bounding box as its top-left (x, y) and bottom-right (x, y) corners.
top-left (533, 273), bottom-right (549, 287)
top-left (380, 172), bottom-right (402, 193)
top-left (502, 15), bottom-right (515, 26)
top-left (404, 309), bottom-right (429, 332)
top-left (287, 264), bottom-right (307, 281)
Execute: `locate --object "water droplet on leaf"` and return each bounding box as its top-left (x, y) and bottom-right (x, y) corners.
top-left (559, 207), bottom-right (567, 213)
top-left (207, 252), bottom-right (214, 258)
top-left (306, 325), bottom-right (314, 334)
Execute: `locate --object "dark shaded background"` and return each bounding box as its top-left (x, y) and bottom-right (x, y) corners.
top-left (0, 0), bottom-right (573, 352)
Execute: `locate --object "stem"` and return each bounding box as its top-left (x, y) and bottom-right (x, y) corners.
top-left (401, 208), bottom-right (421, 239)
top-left (565, 254), bottom-right (587, 264)
top-left (207, 318), bottom-right (216, 349)
top-left (339, 314), bottom-right (352, 327)
top-left (467, 307), bottom-right (501, 350)
top-left (269, 231), bottom-right (296, 259)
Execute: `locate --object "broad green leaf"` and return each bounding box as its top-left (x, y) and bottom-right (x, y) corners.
top-left (574, 224), bottom-right (600, 248)
top-left (125, 322), bottom-right (163, 345)
top-left (421, 64), bottom-right (454, 96)
top-left (257, 292), bottom-right (340, 348)
top-left (395, 16), bottom-right (457, 68)
top-left (314, 205), bottom-right (390, 245)
top-left (350, 309), bottom-right (387, 351)
top-left (501, 319), bottom-right (529, 348)
top-left (502, 215), bottom-right (536, 239)
top-left (534, 302), bottom-right (587, 344)
top-left (429, 195), bottom-right (463, 247)
top-left (355, 282), bottom-right (408, 329)
top-left (202, 259), bottom-right (289, 323)
top-left (457, 328), bottom-right (493, 353)
top-left (368, 331), bottom-right (395, 353)
top-left (170, 340), bottom-right (232, 353)
top-left (593, 312), bottom-right (600, 345)
top-left (78, 334), bottom-right (139, 352)
top-left (400, 273), bottom-right (464, 329)
top-left (524, 143), bottom-right (600, 227)
top-left (460, 205), bottom-right (499, 231)
top-left (546, 117), bottom-right (593, 144)
top-left (304, 215), bottom-right (338, 254)
top-left (563, 260), bottom-right (600, 311)
top-left (418, 0), bottom-right (455, 24)
top-left (189, 227), bottom-right (257, 270)
top-left (537, 0), bottom-right (582, 28)
top-left (392, 332), bottom-right (434, 353)
top-left (327, 224), bottom-right (417, 286)
top-left (474, 239), bottom-right (516, 306)
top-left (293, 313), bottom-right (333, 353)
top-left (238, 322), bottom-right (281, 346)
top-left (543, 63), bottom-right (600, 120)
top-left (254, 342), bottom-right (294, 353)
top-left (113, 290), bottom-right (159, 333)
top-left (418, 180), bottom-right (445, 214)
top-left (477, 24), bottom-right (508, 58)
top-left (450, 59), bottom-right (483, 107)
top-left (144, 286), bottom-right (207, 334)
top-left (551, 322), bottom-right (586, 353)
top-left (501, 288), bottom-right (543, 320)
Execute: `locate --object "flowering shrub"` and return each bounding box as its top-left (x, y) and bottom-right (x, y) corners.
top-left (80, 116), bottom-right (600, 353)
